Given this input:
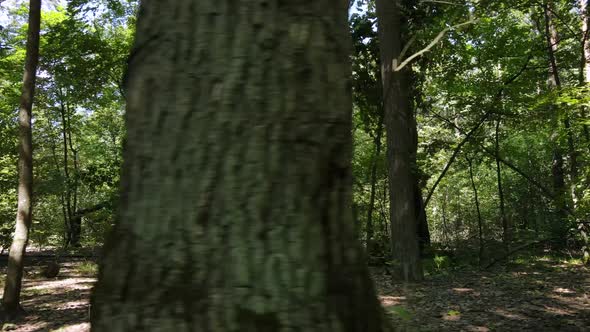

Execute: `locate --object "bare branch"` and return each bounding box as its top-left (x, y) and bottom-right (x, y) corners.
top-left (394, 18), bottom-right (478, 72)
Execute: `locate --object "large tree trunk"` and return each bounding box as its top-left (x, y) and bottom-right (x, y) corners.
top-left (2, 0), bottom-right (41, 316)
top-left (90, 1), bottom-right (391, 331)
top-left (375, 0), bottom-right (423, 281)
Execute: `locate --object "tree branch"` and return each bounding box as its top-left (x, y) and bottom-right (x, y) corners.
top-left (394, 18), bottom-right (478, 72)
top-left (422, 54), bottom-right (533, 208)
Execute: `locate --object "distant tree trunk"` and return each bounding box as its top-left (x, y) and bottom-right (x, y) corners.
top-left (366, 109), bottom-right (385, 254)
top-left (2, 0), bottom-right (41, 316)
top-left (543, 1), bottom-right (569, 241)
top-left (49, 143), bottom-right (70, 244)
top-left (376, 0), bottom-right (423, 282)
top-left (415, 183), bottom-right (430, 254)
top-left (495, 117), bottom-right (509, 251)
top-left (59, 100), bottom-right (73, 246)
top-left (579, 0), bottom-right (590, 264)
top-left (380, 178), bottom-right (389, 236)
top-left (57, 95), bottom-right (82, 247)
top-left (544, 2), bottom-right (578, 208)
top-left (91, 1), bottom-right (392, 331)
top-left (582, 0), bottom-right (590, 93)
top-left (441, 189), bottom-right (450, 246)
top-left (412, 119), bottom-right (429, 255)
top-left (66, 103), bottom-right (81, 247)
top-left (410, 73), bottom-right (430, 255)
top-left (466, 156), bottom-right (484, 266)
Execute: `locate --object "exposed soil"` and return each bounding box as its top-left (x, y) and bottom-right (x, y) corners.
top-left (0, 252), bottom-right (587, 331)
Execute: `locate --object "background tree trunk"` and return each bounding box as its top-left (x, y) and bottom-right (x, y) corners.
top-left (495, 117), bottom-right (509, 251)
top-left (91, 1), bottom-right (391, 331)
top-left (2, 0), bottom-right (41, 316)
top-left (411, 76), bottom-right (430, 255)
top-left (543, 1), bottom-right (569, 241)
top-left (580, 0), bottom-right (590, 264)
top-left (466, 156), bottom-right (484, 266)
top-left (366, 109), bottom-right (384, 254)
top-left (376, 0), bottom-right (423, 281)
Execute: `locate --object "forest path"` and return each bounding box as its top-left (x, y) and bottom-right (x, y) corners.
top-left (374, 256), bottom-right (590, 331)
top-left (0, 254), bottom-right (96, 332)
top-left (0, 253), bottom-right (587, 331)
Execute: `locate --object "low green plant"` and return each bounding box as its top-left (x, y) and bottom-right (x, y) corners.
top-left (77, 261), bottom-right (98, 276)
top-left (388, 306), bottom-right (412, 321)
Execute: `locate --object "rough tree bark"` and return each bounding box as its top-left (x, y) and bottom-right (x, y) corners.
top-left (90, 1), bottom-right (392, 331)
top-left (376, 0), bottom-right (423, 281)
top-left (2, 0), bottom-right (41, 316)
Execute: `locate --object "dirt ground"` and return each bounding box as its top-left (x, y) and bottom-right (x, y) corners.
top-left (373, 257), bottom-right (590, 331)
top-left (0, 253), bottom-right (587, 331)
top-left (0, 255), bottom-right (95, 332)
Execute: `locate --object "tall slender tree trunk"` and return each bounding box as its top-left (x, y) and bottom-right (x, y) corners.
top-left (380, 178), bottom-right (389, 236)
top-left (57, 95), bottom-right (82, 247)
top-left (59, 99), bottom-right (73, 247)
top-left (366, 109), bottom-right (385, 254)
top-left (579, 0), bottom-right (590, 264)
top-left (543, 1), bottom-right (569, 241)
top-left (66, 102), bottom-right (81, 247)
top-left (91, 1), bottom-right (391, 331)
top-left (544, 2), bottom-right (577, 207)
top-left (411, 93), bottom-right (430, 255)
top-left (466, 157), bottom-right (484, 266)
top-left (375, 0), bottom-right (423, 282)
top-left (495, 118), bottom-right (509, 251)
top-left (582, 0), bottom-right (590, 92)
top-left (441, 189), bottom-right (450, 246)
top-left (2, 0), bottom-right (41, 316)
top-left (415, 183), bottom-right (430, 254)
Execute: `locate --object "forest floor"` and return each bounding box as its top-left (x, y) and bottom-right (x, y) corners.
top-left (0, 250), bottom-right (587, 331)
top-left (373, 254), bottom-right (590, 331)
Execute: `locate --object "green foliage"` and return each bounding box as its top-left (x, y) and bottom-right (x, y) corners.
top-left (422, 254), bottom-right (452, 275)
top-left (388, 306), bottom-right (413, 321)
top-left (76, 260), bottom-right (98, 276)
top-left (0, 1), bottom-right (132, 249)
top-left (0, 0), bottom-right (588, 262)
top-left (446, 309), bottom-right (461, 317)
top-left (351, 0), bottom-right (589, 265)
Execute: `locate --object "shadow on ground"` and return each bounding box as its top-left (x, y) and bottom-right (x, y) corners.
top-left (0, 251), bottom-right (96, 332)
top-left (374, 257), bottom-right (590, 331)
top-left (0, 251), bottom-right (588, 331)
